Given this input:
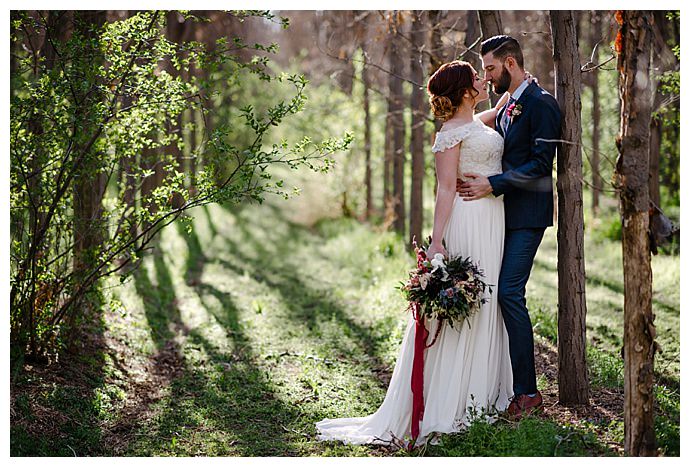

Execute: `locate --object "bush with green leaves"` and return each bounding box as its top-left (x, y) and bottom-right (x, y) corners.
top-left (10, 10), bottom-right (352, 361)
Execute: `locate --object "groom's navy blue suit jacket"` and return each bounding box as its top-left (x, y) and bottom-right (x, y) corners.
top-left (488, 82), bottom-right (561, 230)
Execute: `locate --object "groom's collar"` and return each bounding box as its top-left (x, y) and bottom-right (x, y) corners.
top-left (509, 79), bottom-right (530, 102)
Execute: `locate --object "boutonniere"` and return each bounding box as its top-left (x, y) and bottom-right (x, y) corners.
top-left (506, 102), bottom-right (523, 121)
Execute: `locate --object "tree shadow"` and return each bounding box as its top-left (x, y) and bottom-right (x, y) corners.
top-left (10, 294), bottom-right (110, 455)
top-left (119, 222), bottom-right (309, 455)
top-left (213, 206), bottom-right (394, 370)
top-left (534, 257), bottom-right (678, 315)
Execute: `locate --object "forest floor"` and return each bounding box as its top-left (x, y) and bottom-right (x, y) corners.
top-left (10, 198), bottom-right (680, 457)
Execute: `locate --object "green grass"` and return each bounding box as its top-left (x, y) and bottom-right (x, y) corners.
top-left (11, 195), bottom-right (679, 456)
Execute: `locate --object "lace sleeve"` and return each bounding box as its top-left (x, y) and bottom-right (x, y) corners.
top-left (431, 124), bottom-right (473, 153)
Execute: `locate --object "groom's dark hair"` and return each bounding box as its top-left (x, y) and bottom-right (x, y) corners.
top-left (480, 35), bottom-right (524, 69)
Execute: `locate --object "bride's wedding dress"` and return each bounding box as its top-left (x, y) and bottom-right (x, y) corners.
top-left (316, 118), bottom-right (513, 447)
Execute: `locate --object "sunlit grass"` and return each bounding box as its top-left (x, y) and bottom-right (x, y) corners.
top-left (12, 191), bottom-right (678, 456)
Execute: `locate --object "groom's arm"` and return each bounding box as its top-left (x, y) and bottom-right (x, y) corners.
top-left (488, 96), bottom-right (561, 196)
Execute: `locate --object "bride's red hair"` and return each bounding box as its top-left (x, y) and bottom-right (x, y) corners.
top-left (427, 61), bottom-right (478, 122)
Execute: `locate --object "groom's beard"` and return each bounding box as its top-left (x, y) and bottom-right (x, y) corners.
top-left (492, 68), bottom-right (512, 95)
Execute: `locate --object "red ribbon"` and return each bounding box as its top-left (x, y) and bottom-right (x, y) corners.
top-left (410, 302), bottom-right (428, 447)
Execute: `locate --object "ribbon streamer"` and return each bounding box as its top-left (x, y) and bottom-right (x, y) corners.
top-left (409, 302), bottom-right (428, 448)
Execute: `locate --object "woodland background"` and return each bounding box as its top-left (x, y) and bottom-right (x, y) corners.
top-left (9, 10), bottom-right (680, 456)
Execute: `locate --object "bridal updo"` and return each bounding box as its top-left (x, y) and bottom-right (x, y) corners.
top-left (427, 60), bottom-right (478, 122)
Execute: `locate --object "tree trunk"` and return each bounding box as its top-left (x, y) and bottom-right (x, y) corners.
top-left (166, 11), bottom-right (186, 209)
top-left (362, 44), bottom-right (373, 220)
top-left (20, 10), bottom-right (72, 356)
top-left (464, 10), bottom-right (481, 71)
top-left (590, 11), bottom-right (602, 215)
top-left (72, 11), bottom-right (107, 279)
top-left (409, 11), bottom-right (426, 247)
top-left (428, 9), bottom-right (445, 198)
top-left (648, 65), bottom-right (662, 210)
top-left (464, 11), bottom-right (487, 112)
top-left (478, 10), bottom-right (503, 38)
top-left (615, 10), bottom-right (657, 457)
top-left (478, 11), bottom-right (503, 106)
top-left (384, 92), bottom-right (394, 218)
top-left (428, 10), bottom-right (446, 77)
top-left (389, 12), bottom-right (406, 235)
top-left (550, 10), bottom-right (590, 407)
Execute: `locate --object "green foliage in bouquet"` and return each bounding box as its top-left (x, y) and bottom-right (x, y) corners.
top-left (399, 238), bottom-right (492, 330)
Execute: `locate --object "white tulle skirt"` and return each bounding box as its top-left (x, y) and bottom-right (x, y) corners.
top-left (316, 194), bottom-right (513, 447)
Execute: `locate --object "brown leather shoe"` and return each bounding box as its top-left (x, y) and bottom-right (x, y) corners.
top-left (506, 391), bottom-right (543, 420)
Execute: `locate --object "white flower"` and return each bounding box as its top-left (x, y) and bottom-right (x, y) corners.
top-left (430, 254), bottom-right (449, 281)
top-left (419, 273), bottom-right (431, 290)
top-left (430, 253), bottom-right (446, 272)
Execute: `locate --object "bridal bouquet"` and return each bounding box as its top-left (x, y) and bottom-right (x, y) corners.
top-left (400, 238), bottom-right (492, 331)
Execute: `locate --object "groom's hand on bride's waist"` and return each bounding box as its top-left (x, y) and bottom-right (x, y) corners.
top-left (457, 173), bottom-right (493, 201)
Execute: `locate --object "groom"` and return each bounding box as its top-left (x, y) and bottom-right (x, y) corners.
top-left (459, 35), bottom-right (561, 418)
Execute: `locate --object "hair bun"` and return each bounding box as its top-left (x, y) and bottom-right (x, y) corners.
top-left (429, 95), bottom-right (457, 122)
top-left (426, 60), bottom-right (478, 122)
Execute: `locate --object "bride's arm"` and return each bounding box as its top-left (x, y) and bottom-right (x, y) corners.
top-left (476, 92), bottom-right (510, 128)
top-left (427, 145), bottom-right (461, 258)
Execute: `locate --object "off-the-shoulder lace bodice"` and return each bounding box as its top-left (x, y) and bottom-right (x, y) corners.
top-left (431, 119), bottom-right (504, 180)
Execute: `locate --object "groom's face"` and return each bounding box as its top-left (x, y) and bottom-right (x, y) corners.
top-left (481, 52), bottom-right (512, 95)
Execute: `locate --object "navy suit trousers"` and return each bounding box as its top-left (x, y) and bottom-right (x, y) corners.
top-left (499, 227), bottom-right (545, 396)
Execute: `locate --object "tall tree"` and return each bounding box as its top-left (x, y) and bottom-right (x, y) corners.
top-left (409, 11), bottom-right (426, 247)
top-left (463, 10), bottom-right (481, 71)
top-left (362, 41), bottom-right (373, 220)
top-left (648, 53), bottom-right (662, 210)
top-left (478, 11), bottom-right (503, 105)
top-left (72, 11), bottom-right (108, 286)
top-left (615, 10), bottom-right (657, 457)
top-left (428, 10), bottom-right (446, 134)
top-left (383, 92), bottom-right (394, 217)
top-left (165, 11), bottom-right (188, 209)
top-left (550, 10), bottom-right (589, 407)
top-left (589, 10), bottom-right (603, 215)
top-left (388, 12), bottom-right (406, 235)
top-left (647, 10), bottom-right (678, 210)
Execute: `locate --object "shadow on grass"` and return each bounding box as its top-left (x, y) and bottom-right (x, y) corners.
top-left (533, 257), bottom-right (678, 316)
top-left (10, 293), bottom-right (109, 456)
top-left (126, 235), bottom-right (305, 456)
top-left (215, 201), bottom-right (392, 368)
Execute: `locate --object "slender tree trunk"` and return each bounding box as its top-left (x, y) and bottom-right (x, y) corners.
top-left (648, 29), bottom-right (664, 210)
top-left (121, 87), bottom-right (137, 241)
top-left (117, 11), bottom-right (138, 240)
top-left (428, 10), bottom-right (446, 77)
top-left (428, 9), bottom-right (445, 199)
top-left (389, 12), bottom-right (406, 235)
top-left (590, 11), bottom-right (602, 215)
top-left (362, 44), bottom-right (373, 220)
top-left (166, 11), bottom-right (186, 209)
top-left (478, 11), bottom-right (503, 105)
top-left (72, 11), bottom-right (107, 279)
top-left (464, 10), bottom-right (481, 70)
top-left (21, 10), bottom-right (71, 356)
top-left (409, 11), bottom-right (426, 247)
top-left (464, 11), bottom-right (487, 112)
top-left (189, 104), bottom-right (198, 188)
top-left (649, 72), bottom-right (662, 210)
top-left (615, 10), bottom-right (657, 457)
top-left (550, 10), bottom-right (590, 407)
top-left (384, 93), bottom-right (394, 218)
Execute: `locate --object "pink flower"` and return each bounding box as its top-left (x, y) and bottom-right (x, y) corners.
top-left (506, 103), bottom-right (523, 119)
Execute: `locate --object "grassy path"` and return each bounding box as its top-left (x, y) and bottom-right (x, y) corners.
top-left (10, 199), bottom-right (679, 456)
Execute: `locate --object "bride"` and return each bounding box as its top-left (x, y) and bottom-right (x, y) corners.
top-left (316, 60), bottom-right (516, 447)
